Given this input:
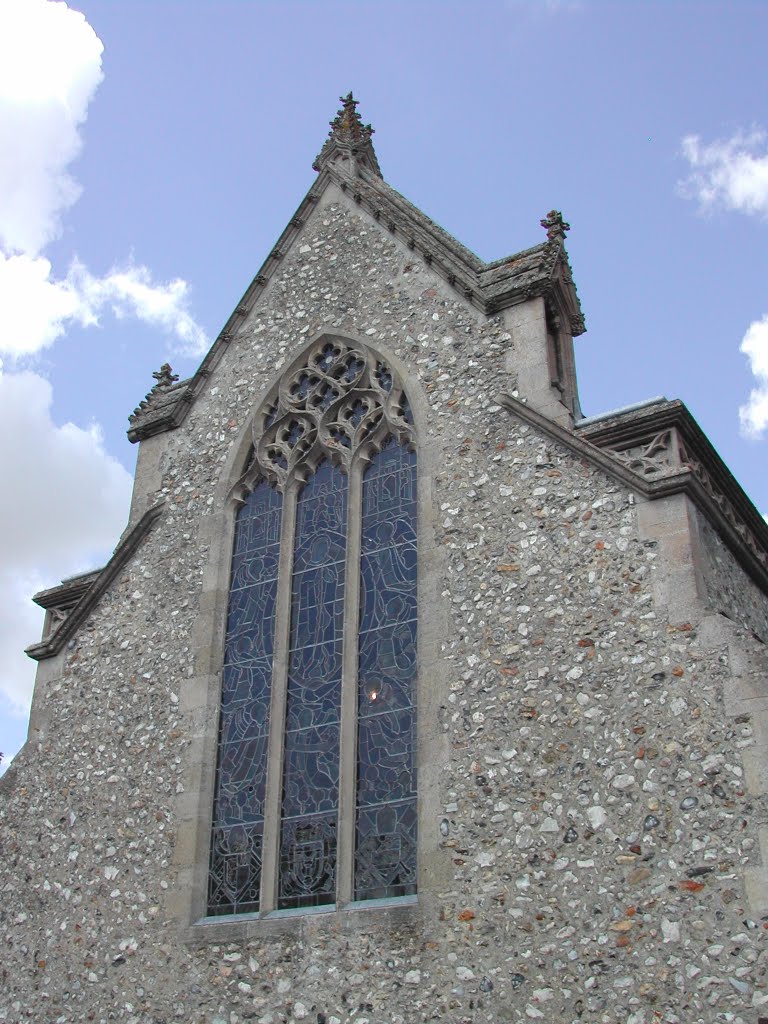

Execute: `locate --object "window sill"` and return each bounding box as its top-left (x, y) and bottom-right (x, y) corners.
top-left (183, 895), bottom-right (419, 946)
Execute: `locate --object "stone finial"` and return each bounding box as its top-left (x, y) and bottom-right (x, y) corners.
top-left (152, 363), bottom-right (179, 388)
top-left (329, 92), bottom-right (375, 146)
top-left (540, 210), bottom-right (571, 243)
top-left (313, 92), bottom-right (382, 178)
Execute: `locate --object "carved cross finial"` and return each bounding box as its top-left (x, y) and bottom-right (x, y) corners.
top-left (540, 210), bottom-right (571, 242)
top-left (152, 363), bottom-right (179, 388)
top-left (328, 91), bottom-right (374, 146)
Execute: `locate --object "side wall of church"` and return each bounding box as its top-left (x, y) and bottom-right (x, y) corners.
top-left (1, 185), bottom-right (766, 1024)
top-left (694, 508), bottom-right (768, 642)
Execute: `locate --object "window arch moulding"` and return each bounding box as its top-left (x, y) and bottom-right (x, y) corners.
top-left (202, 335), bottom-right (420, 922)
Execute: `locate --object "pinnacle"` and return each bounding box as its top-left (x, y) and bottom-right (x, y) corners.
top-left (313, 92), bottom-right (382, 178)
top-left (328, 92), bottom-right (375, 146)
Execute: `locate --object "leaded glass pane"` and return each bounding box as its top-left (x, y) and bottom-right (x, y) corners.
top-left (278, 460), bottom-right (347, 909)
top-left (208, 482), bottom-right (282, 916)
top-left (355, 440), bottom-right (417, 901)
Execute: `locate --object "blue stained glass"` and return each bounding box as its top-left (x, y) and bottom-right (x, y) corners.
top-left (358, 620), bottom-right (416, 717)
top-left (220, 659), bottom-right (273, 711)
top-left (225, 585), bottom-right (278, 661)
top-left (285, 642), bottom-right (344, 731)
top-left (278, 814), bottom-right (337, 909)
top-left (281, 723), bottom-right (341, 817)
top-left (208, 823), bottom-right (263, 916)
top-left (354, 440), bottom-right (417, 901)
top-left (289, 567), bottom-right (345, 651)
top-left (355, 801), bottom-right (417, 902)
top-left (278, 460), bottom-right (347, 909)
top-left (358, 552), bottom-right (417, 634)
top-left (208, 481), bottom-right (282, 916)
top-left (357, 709), bottom-right (415, 805)
top-left (215, 735), bottom-right (270, 823)
top-left (230, 548), bottom-right (281, 592)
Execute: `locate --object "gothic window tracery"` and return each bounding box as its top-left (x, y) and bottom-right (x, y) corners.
top-left (208, 337), bottom-right (417, 916)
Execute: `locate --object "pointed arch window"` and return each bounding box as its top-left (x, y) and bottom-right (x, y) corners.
top-left (207, 338), bottom-right (417, 916)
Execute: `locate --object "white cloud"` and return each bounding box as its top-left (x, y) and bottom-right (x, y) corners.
top-left (679, 129), bottom-right (768, 218)
top-left (0, 369), bottom-right (133, 719)
top-left (739, 314), bottom-right (768, 439)
top-left (0, 3), bottom-right (203, 769)
top-left (0, 0), bottom-right (207, 360)
top-left (0, 252), bottom-right (208, 359)
top-left (71, 260), bottom-right (208, 356)
top-left (0, 0), bottom-right (104, 255)
top-left (678, 130), bottom-right (768, 444)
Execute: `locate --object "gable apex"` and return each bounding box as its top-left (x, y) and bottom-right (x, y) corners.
top-left (128, 100), bottom-right (586, 441)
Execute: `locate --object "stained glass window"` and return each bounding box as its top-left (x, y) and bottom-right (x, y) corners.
top-left (208, 338), bottom-right (417, 917)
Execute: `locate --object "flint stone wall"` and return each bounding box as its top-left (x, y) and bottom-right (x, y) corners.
top-left (1, 186), bottom-right (766, 1024)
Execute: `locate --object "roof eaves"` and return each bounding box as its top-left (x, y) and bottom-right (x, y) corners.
top-left (33, 569), bottom-right (102, 612)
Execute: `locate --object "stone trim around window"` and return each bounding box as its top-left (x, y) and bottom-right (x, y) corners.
top-left (171, 334), bottom-right (451, 939)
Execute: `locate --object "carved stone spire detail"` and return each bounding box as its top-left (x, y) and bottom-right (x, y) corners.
top-left (330, 92), bottom-right (374, 146)
top-left (540, 210), bottom-right (571, 243)
top-left (313, 92), bottom-right (382, 179)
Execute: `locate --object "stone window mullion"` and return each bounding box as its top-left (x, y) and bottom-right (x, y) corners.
top-left (335, 459), bottom-right (363, 906)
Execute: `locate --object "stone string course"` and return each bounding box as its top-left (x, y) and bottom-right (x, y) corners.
top-left (1, 188), bottom-right (767, 1024)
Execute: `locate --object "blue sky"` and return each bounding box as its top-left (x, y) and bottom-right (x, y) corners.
top-left (1, 0), bottom-right (767, 767)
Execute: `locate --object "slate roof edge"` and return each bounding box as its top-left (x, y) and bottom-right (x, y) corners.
top-left (498, 393), bottom-right (768, 599)
top-left (25, 502), bottom-right (166, 662)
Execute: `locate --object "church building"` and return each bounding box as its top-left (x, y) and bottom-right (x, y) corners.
top-left (2, 95), bottom-right (767, 1024)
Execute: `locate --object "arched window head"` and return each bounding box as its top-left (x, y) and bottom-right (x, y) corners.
top-left (237, 337), bottom-right (414, 492)
top-left (209, 337), bottom-right (417, 917)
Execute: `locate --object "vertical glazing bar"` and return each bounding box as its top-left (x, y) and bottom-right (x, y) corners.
top-left (259, 481), bottom-right (298, 914)
top-left (336, 460), bottom-right (363, 905)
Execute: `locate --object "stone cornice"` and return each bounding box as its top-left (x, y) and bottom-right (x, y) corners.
top-left (499, 394), bottom-right (768, 598)
top-left (26, 502), bottom-right (166, 662)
